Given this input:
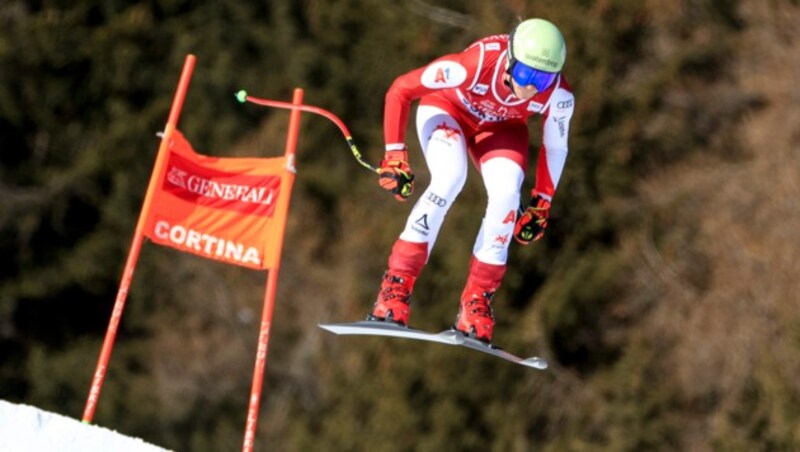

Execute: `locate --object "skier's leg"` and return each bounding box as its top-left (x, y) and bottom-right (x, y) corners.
top-left (398, 105), bottom-right (469, 251)
top-left (471, 157), bottom-right (525, 267)
top-left (372, 105), bottom-right (468, 324)
top-left (456, 124), bottom-right (528, 341)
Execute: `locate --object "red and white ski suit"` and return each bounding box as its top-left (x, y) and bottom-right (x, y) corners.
top-left (383, 34), bottom-right (575, 292)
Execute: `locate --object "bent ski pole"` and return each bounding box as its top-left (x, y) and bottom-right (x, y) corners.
top-left (236, 90), bottom-right (379, 174)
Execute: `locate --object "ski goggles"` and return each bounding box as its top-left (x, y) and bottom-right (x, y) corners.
top-left (510, 61), bottom-right (558, 92)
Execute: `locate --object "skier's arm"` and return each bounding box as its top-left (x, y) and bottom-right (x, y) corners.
top-left (383, 53), bottom-right (471, 151)
top-left (533, 87), bottom-right (575, 201)
top-left (514, 85), bottom-right (575, 245)
top-left (378, 50), bottom-right (473, 201)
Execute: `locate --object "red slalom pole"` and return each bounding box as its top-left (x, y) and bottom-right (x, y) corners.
top-left (241, 88), bottom-right (304, 452)
top-left (82, 54), bottom-right (196, 424)
top-left (236, 90), bottom-right (379, 174)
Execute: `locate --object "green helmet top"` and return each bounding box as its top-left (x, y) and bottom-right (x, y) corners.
top-left (510, 18), bottom-right (566, 73)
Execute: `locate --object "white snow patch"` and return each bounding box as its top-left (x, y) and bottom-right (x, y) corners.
top-left (0, 400), bottom-right (169, 452)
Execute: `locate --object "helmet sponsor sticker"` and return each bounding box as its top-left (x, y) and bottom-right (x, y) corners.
top-left (523, 53), bottom-right (560, 71)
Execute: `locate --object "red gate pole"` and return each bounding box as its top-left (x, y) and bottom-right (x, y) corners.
top-left (242, 88), bottom-right (304, 451)
top-left (82, 54), bottom-right (197, 423)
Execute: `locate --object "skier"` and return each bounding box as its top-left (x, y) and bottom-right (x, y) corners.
top-left (369, 18), bottom-right (575, 343)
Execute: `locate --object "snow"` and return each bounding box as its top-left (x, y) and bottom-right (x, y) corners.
top-left (0, 400), bottom-right (169, 452)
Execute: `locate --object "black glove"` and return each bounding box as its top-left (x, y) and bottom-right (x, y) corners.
top-left (514, 195), bottom-right (551, 245)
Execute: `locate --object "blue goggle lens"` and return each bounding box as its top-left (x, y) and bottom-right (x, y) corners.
top-left (510, 62), bottom-right (557, 91)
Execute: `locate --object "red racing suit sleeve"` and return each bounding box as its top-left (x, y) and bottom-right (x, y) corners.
top-left (383, 50), bottom-right (476, 150)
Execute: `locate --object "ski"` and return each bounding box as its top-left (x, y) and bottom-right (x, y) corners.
top-left (319, 320), bottom-right (462, 345)
top-left (319, 320), bottom-right (548, 370)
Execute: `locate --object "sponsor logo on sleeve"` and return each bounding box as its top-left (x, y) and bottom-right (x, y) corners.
top-left (556, 99), bottom-right (574, 109)
top-left (421, 61), bottom-right (468, 88)
top-left (553, 116), bottom-right (567, 137)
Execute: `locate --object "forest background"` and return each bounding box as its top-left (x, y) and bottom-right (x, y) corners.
top-left (2, 0), bottom-right (799, 450)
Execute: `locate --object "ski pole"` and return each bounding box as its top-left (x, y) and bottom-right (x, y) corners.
top-left (235, 90), bottom-right (379, 174)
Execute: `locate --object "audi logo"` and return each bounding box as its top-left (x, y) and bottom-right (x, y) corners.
top-left (426, 192), bottom-right (447, 207)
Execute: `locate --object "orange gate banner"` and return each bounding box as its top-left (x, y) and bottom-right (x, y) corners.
top-left (144, 130), bottom-right (288, 270)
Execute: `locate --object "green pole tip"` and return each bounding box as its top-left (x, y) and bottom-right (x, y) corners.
top-left (235, 90), bottom-right (248, 103)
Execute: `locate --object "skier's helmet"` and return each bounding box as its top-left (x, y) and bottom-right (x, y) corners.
top-left (509, 18), bottom-right (566, 73)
